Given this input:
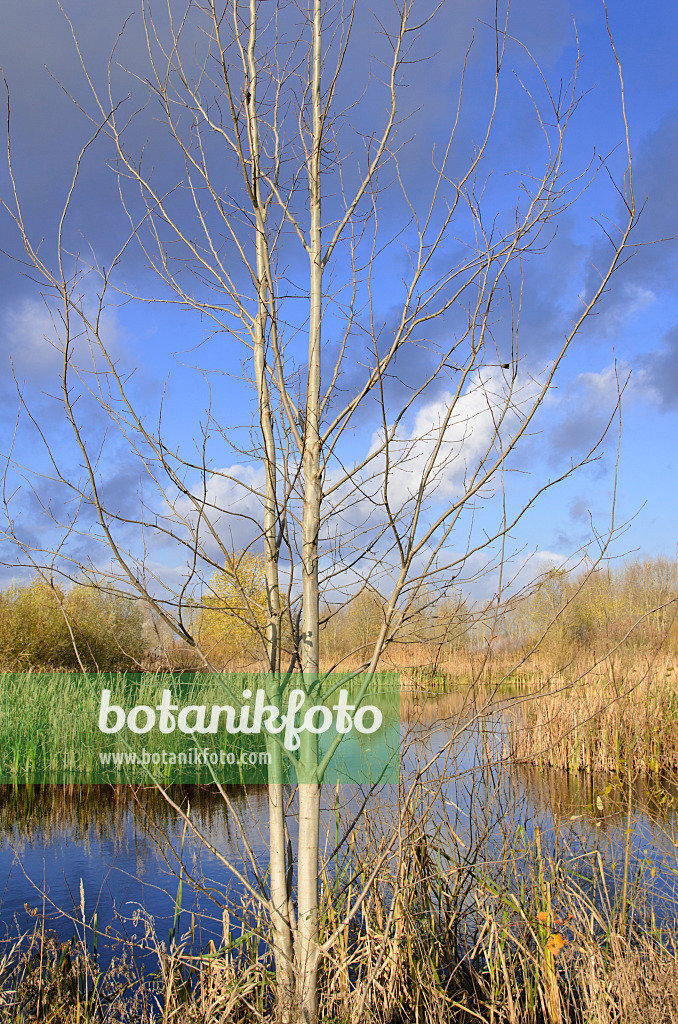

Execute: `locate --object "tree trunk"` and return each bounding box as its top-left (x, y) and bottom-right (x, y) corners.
top-left (296, 2), bottom-right (323, 1019)
top-left (247, 0), bottom-right (295, 1014)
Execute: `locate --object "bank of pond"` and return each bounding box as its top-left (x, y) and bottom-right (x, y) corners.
top-left (0, 677), bottom-right (676, 1021)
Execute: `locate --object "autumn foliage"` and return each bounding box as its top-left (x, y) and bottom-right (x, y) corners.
top-left (0, 579), bottom-right (147, 671)
top-left (198, 553), bottom-right (270, 668)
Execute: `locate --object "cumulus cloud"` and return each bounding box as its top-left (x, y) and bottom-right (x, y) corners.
top-left (1, 299), bottom-right (64, 380)
top-left (547, 361), bottom-right (657, 458)
top-left (0, 294), bottom-right (124, 394)
top-left (577, 107), bottom-right (678, 342)
top-left (171, 463), bottom-right (266, 562)
top-left (364, 370), bottom-right (544, 507)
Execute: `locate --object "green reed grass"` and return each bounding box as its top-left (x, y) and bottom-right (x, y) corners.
top-left (0, 671), bottom-right (401, 784)
top-left (0, 671), bottom-right (269, 784)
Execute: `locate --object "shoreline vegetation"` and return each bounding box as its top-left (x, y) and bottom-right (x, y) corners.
top-left (1, 789), bottom-right (677, 1023)
top-left (2, 657), bottom-right (677, 780)
top-left (1, 557), bottom-right (677, 1020)
top-left (0, 673), bottom-right (677, 1022)
top-left (0, 672), bottom-right (401, 786)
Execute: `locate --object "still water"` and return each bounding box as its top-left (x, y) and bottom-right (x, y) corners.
top-left (1, 689), bottom-right (677, 960)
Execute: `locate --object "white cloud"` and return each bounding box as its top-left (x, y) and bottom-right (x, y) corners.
top-left (364, 369), bottom-right (544, 507)
top-left (570, 362), bottom-right (654, 406)
top-left (171, 463), bottom-right (266, 560)
top-left (1, 298), bottom-right (64, 383)
top-left (0, 294), bottom-right (122, 393)
top-left (577, 280), bottom-right (658, 340)
top-left (545, 359), bottom-right (662, 458)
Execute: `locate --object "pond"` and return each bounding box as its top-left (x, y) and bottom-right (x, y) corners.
top-left (2, 687), bottom-right (677, 964)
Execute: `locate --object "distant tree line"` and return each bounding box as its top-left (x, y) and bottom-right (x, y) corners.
top-left (2, 554), bottom-right (677, 672)
top-left (0, 579), bottom-right (147, 671)
top-left (505, 555), bottom-right (678, 665)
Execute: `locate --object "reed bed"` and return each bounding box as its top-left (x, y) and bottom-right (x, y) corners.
top-left (0, 670), bottom-right (400, 785)
top-left (507, 664), bottom-right (678, 775)
top-left (0, 671), bottom-right (270, 784)
top-left (1, 786), bottom-right (677, 1023)
top-left (2, 664), bottom-right (678, 1020)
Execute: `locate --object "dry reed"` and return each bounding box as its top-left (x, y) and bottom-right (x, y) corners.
top-left (2, 801), bottom-right (677, 1023)
top-left (508, 661), bottom-right (678, 775)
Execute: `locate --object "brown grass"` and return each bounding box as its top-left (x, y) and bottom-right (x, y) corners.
top-left (3, 832), bottom-right (678, 1024)
top-left (507, 658), bottom-right (678, 774)
top-left (2, 787), bottom-right (678, 1024)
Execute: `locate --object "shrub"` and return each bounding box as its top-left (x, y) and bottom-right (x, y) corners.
top-left (0, 578), bottom-right (147, 671)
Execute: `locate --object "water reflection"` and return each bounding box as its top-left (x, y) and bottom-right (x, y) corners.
top-left (0, 784), bottom-right (269, 955)
top-left (1, 689), bottom-right (677, 954)
top-left (513, 764), bottom-right (678, 830)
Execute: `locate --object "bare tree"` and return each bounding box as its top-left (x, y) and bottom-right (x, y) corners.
top-left (1, 1), bottom-right (637, 1020)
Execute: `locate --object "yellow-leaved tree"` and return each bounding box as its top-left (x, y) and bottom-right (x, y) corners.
top-left (199, 553), bottom-right (269, 669)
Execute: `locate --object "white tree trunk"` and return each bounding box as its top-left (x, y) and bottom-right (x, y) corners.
top-left (296, 1), bottom-right (323, 1019)
top-left (246, 0), bottom-right (295, 1013)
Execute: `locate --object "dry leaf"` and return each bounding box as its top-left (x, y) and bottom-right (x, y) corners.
top-left (546, 932), bottom-right (566, 955)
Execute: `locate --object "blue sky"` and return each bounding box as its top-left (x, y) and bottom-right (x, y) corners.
top-left (1, 0), bottom-right (678, 606)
